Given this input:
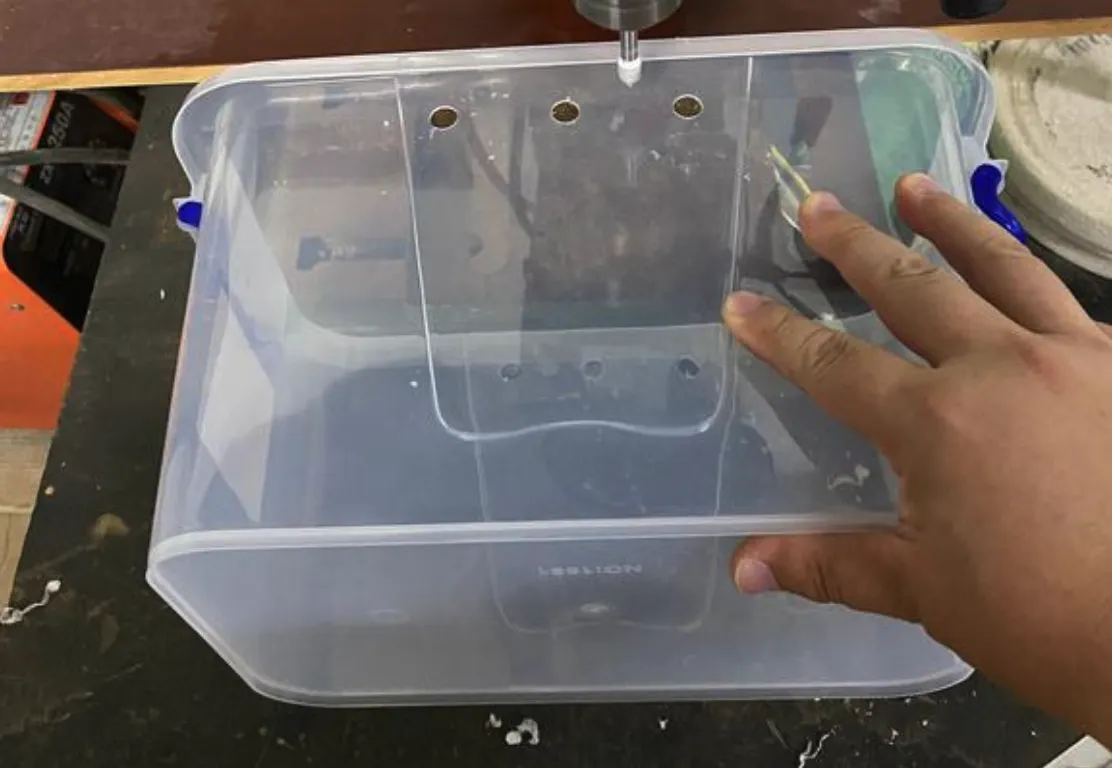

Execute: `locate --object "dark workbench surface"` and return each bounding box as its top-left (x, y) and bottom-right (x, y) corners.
top-left (2, 0), bottom-right (1112, 80)
top-left (0, 87), bottom-right (1088, 768)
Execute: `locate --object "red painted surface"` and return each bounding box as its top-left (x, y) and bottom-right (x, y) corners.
top-left (0, 268), bottom-right (77, 429)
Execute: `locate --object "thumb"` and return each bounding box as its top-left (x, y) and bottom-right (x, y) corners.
top-left (731, 532), bottom-right (920, 623)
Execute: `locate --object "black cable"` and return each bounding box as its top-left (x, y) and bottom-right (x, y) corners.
top-left (465, 113), bottom-right (535, 237)
top-left (0, 147), bottom-right (128, 243)
top-left (508, 108), bottom-right (530, 228)
top-left (0, 175), bottom-right (110, 243)
top-left (0, 147), bottom-right (130, 168)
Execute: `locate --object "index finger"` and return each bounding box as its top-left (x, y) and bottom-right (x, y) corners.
top-left (896, 174), bottom-right (1098, 338)
top-left (723, 291), bottom-right (918, 454)
top-left (800, 192), bottom-right (1023, 364)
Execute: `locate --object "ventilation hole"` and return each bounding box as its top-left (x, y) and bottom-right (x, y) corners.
top-left (551, 99), bottom-right (581, 124)
top-left (672, 94), bottom-right (703, 120)
top-left (9, 303), bottom-right (24, 312)
top-left (500, 363), bottom-right (522, 382)
top-left (677, 358), bottom-right (700, 379)
top-left (429, 106), bottom-right (458, 130)
top-left (582, 359), bottom-right (603, 380)
top-left (466, 233), bottom-right (484, 258)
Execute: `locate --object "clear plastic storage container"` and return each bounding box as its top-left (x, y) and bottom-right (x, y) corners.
top-left (152, 29), bottom-right (994, 705)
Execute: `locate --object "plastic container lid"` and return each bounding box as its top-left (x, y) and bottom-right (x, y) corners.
top-left (151, 30), bottom-right (990, 705)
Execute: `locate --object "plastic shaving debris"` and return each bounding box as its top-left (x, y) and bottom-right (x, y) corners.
top-left (797, 731), bottom-right (834, 767)
top-left (827, 465), bottom-right (872, 491)
top-left (504, 717), bottom-right (540, 746)
top-left (1, 579), bottom-right (62, 626)
top-left (769, 143), bottom-right (814, 231)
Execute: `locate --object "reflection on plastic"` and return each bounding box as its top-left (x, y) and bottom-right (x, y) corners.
top-left (768, 143), bottom-right (813, 231)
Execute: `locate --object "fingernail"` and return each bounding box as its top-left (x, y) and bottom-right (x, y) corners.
top-left (724, 291), bottom-right (766, 317)
top-left (902, 173), bottom-right (940, 197)
top-left (733, 558), bottom-right (780, 594)
top-left (802, 191), bottom-right (844, 216)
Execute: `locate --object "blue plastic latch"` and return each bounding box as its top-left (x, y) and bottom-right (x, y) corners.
top-left (174, 198), bottom-right (204, 234)
top-left (970, 163), bottom-right (1027, 245)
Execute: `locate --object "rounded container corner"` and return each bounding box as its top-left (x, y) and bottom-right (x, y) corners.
top-left (146, 541), bottom-right (331, 708)
top-left (882, 657), bottom-right (974, 699)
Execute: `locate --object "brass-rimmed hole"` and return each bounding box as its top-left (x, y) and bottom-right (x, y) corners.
top-left (672, 94), bottom-right (703, 120)
top-left (429, 106), bottom-right (458, 130)
top-left (551, 99), bottom-right (581, 124)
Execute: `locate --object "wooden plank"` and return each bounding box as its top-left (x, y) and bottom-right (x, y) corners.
top-left (0, 514), bottom-right (32, 608)
top-left (0, 430), bottom-right (51, 605)
top-left (1, 16), bottom-right (1110, 94)
top-left (937, 15), bottom-right (1112, 40)
top-left (0, 67), bottom-right (219, 95)
top-left (0, 0), bottom-right (1111, 93)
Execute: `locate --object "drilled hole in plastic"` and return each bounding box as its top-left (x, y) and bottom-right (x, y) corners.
top-left (429, 106), bottom-right (458, 130)
top-left (500, 363), bottom-right (522, 382)
top-left (672, 94), bottom-right (703, 120)
top-left (582, 359), bottom-right (603, 380)
top-left (551, 99), bottom-right (581, 124)
top-left (677, 358), bottom-right (700, 379)
top-left (466, 233), bottom-right (484, 258)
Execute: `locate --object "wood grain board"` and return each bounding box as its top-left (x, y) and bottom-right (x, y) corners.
top-left (0, 430), bottom-right (51, 605)
top-left (0, 0), bottom-right (1111, 92)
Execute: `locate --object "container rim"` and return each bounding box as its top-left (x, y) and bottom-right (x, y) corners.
top-left (171, 27), bottom-right (992, 186)
top-left (146, 561), bottom-right (971, 708)
top-left (148, 509), bottom-right (894, 565)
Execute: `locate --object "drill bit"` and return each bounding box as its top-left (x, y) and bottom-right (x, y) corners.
top-left (617, 29), bottom-right (642, 87)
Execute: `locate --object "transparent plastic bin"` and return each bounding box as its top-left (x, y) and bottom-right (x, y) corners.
top-left (151, 29), bottom-right (993, 705)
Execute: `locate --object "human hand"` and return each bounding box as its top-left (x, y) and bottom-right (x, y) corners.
top-left (723, 174), bottom-right (1112, 741)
